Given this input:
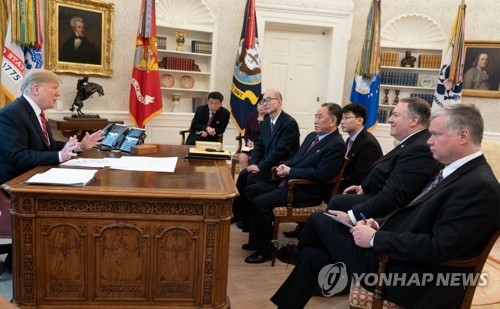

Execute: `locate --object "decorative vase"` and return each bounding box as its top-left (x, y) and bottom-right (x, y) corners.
top-left (383, 89), bottom-right (390, 105)
top-left (393, 89), bottom-right (400, 105)
top-left (175, 31), bottom-right (185, 51)
top-left (172, 93), bottom-right (182, 112)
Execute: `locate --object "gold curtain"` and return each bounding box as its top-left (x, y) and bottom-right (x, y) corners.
top-left (0, 0), bottom-right (9, 108)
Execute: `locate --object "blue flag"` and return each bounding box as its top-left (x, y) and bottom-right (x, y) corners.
top-left (230, 0), bottom-right (261, 133)
top-left (349, 0), bottom-right (381, 131)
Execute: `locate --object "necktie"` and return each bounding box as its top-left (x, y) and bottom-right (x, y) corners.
top-left (39, 111), bottom-right (50, 145)
top-left (207, 112), bottom-right (214, 126)
top-left (305, 135), bottom-right (319, 152)
top-left (345, 139), bottom-right (354, 156)
top-left (270, 121), bottom-right (275, 134)
top-left (411, 170), bottom-right (444, 203)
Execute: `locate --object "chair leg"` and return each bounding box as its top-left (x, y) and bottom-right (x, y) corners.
top-left (272, 219), bottom-right (280, 240)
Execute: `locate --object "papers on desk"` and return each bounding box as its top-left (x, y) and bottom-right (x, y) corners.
top-left (323, 212), bottom-right (354, 228)
top-left (60, 157), bottom-right (178, 172)
top-left (26, 168), bottom-right (98, 186)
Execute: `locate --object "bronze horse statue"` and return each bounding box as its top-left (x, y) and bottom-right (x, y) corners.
top-left (70, 77), bottom-right (104, 117)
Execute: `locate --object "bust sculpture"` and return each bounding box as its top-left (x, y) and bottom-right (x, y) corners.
top-left (401, 51), bottom-right (416, 68)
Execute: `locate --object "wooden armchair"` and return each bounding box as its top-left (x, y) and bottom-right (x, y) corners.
top-left (179, 129), bottom-right (223, 145)
top-left (271, 159), bottom-right (349, 243)
top-left (231, 133), bottom-right (244, 180)
top-left (350, 228), bottom-right (500, 309)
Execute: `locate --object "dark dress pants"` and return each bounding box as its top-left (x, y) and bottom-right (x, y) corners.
top-left (271, 212), bottom-right (372, 309)
top-left (232, 168), bottom-right (271, 225)
top-left (327, 193), bottom-right (372, 211)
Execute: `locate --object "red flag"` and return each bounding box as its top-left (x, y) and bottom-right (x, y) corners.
top-left (129, 0), bottom-right (163, 128)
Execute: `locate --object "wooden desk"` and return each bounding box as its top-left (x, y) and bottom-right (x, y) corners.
top-left (49, 118), bottom-right (124, 141)
top-left (2, 145), bottom-right (237, 308)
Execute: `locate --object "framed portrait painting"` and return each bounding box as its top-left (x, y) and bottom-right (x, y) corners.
top-left (46, 0), bottom-right (114, 76)
top-left (462, 41), bottom-right (500, 98)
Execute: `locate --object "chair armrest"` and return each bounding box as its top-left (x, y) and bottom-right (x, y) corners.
top-left (179, 129), bottom-right (190, 145)
top-left (235, 134), bottom-right (244, 153)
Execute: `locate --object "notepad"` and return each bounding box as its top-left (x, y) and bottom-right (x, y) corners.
top-left (26, 168), bottom-right (98, 186)
top-left (323, 212), bottom-right (354, 228)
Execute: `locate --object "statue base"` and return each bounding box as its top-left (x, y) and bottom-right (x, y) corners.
top-left (64, 115), bottom-right (107, 121)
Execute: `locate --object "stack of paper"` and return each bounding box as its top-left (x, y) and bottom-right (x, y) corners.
top-left (26, 168), bottom-right (98, 186)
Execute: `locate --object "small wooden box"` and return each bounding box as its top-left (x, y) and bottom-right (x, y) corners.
top-left (130, 144), bottom-right (159, 155)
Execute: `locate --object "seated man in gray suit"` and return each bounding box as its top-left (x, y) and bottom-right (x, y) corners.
top-left (242, 103), bottom-right (346, 264)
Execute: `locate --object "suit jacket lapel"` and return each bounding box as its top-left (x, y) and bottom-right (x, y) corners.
top-left (23, 99), bottom-right (51, 149)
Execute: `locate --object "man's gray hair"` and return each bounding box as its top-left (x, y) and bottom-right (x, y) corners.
top-left (431, 104), bottom-right (484, 145)
top-left (399, 97), bottom-right (431, 127)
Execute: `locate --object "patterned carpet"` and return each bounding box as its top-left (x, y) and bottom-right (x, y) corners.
top-left (472, 239), bottom-right (500, 308)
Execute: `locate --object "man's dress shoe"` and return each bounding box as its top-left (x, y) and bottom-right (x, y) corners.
top-left (282, 223), bottom-right (304, 238)
top-left (241, 243), bottom-right (256, 251)
top-left (269, 240), bottom-right (299, 265)
top-left (244, 249), bottom-right (272, 264)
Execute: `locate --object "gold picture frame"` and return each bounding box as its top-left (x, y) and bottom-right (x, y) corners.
top-left (462, 41), bottom-right (500, 98)
top-left (46, 0), bottom-right (114, 76)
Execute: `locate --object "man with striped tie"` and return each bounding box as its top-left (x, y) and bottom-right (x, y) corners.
top-left (0, 69), bottom-right (104, 184)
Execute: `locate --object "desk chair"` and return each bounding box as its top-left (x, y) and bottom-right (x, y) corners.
top-left (231, 134), bottom-right (244, 180)
top-left (0, 190), bottom-right (12, 274)
top-left (179, 129), bottom-right (223, 145)
top-left (271, 160), bottom-right (349, 247)
top-left (350, 228), bottom-right (500, 309)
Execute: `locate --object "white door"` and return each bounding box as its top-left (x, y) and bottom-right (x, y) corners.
top-left (262, 25), bottom-right (328, 141)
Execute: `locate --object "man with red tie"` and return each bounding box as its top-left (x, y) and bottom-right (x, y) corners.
top-left (0, 69), bottom-right (103, 184)
top-left (185, 91), bottom-right (230, 145)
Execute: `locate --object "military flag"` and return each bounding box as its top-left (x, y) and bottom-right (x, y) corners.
top-left (432, 0), bottom-right (466, 111)
top-left (349, 0), bottom-right (381, 131)
top-left (129, 0), bottom-right (163, 128)
top-left (230, 0), bottom-right (261, 133)
top-left (1, 0), bottom-right (43, 107)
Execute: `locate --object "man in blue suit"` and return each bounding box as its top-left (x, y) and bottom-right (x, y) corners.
top-left (243, 103), bottom-right (346, 263)
top-left (232, 89), bottom-right (300, 227)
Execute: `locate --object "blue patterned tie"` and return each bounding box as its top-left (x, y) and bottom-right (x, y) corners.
top-left (411, 170), bottom-right (444, 203)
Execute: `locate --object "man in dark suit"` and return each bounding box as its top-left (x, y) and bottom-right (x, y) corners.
top-left (185, 91), bottom-right (230, 145)
top-left (243, 103), bottom-right (346, 263)
top-left (0, 69), bottom-right (104, 184)
top-left (270, 104), bottom-right (500, 308)
top-left (339, 103), bottom-right (383, 191)
top-left (59, 16), bottom-right (100, 65)
top-left (282, 103), bottom-right (383, 238)
top-left (329, 97), bottom-right (442, 225)
top-left (0, 69), bottom-right (103, 271)
top-left (232, 89), bottom-right (300, 226)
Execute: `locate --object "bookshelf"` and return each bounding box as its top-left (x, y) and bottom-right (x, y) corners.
top-left (377, 13), bottom-right (446, 124)
top-left (156, 25), bottom-right (214, 113)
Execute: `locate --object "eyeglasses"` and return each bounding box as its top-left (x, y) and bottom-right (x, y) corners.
top-left (341, 116), bottom-right (357, 121)
top-left (258, 97), bottom-right (279, 105)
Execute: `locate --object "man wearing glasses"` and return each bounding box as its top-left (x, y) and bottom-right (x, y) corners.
top-left (232, 89), bottom-right (300, 230)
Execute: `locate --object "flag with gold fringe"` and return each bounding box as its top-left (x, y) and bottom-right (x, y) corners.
top-left (230, 0), bottom-right (261, 133)
top-left (432, 0), bottom-right (466, 111)
top-left (129, 0), bottom-right (163, 128)
top-left (1, 0), bottom-right (43, 105)
top-left (349, 0), bottom-right (381, 131)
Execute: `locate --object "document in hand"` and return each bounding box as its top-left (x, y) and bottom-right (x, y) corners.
top-left (323, 212), bottom-right (354, 228)
top-left (26, 168), bottom-right (98, 186)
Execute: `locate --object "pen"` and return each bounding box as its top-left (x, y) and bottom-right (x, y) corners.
top-left (359, 212), bottom-right (368, 224)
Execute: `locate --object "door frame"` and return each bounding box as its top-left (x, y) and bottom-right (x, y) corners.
top-left (256, 4), bottom-right (353, 105)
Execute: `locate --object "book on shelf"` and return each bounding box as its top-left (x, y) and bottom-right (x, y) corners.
top-left (418, 54), bottom-right (442, 69)
top-left (410, 93), bottom-right (433, 105)
top-left (157, 36), bottom-right (167, 50)
top-left (381, 52), bottom-right (399, 67)
top-left (159, 56), bottom-right (195, 71)
top-left (191, 40), bottom-right (212, 54)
